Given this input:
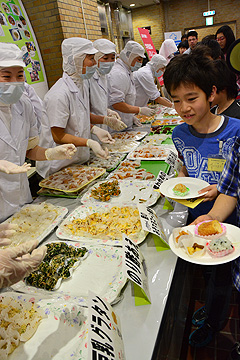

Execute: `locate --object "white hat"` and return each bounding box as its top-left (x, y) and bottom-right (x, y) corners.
top-left (0, 42), bottom-right (25, 67)
top-left (93, 39), bottom-right (116, 63)
top-left (159, 39), bottom-right (177, 62)
top-left (62, 37), bottom-right (97, 75)
top-left (148, 54), bottom-right (167, 71)
top-left (120, 41), bottom-right (145, 67)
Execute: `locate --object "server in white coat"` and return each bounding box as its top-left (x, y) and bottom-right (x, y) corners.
top-left (0, 43), bottom-right (76, 222)
top-left (108, 41), bottom-right (155, 129)
top-left (134, 54), bottom-right (173, 108)
top-left (89, 38), bottom-right (127, 132)
top-left (36, 38), bottom-right (113, 178)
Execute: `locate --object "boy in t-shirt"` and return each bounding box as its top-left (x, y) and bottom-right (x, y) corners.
top-left (163, 54), bottom-right (240, 348)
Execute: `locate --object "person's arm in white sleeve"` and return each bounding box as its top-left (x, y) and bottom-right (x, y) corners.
top-left (90, 113), bottom-right (127, 131)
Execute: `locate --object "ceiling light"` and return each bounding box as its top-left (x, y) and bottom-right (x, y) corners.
top-left (130, 3), bottom-right (135, 6)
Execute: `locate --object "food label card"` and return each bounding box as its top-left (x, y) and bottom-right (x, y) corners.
top-left (138, 204), bottom-right (168, 244)
top-left (88, 292), bottom-right (125, 360)
top-left (153, 170), bottom-right (168, 190)
top-left (165, 150), bottom-right (178, 169)
top-left (122, 236), bottom-right (151, 305)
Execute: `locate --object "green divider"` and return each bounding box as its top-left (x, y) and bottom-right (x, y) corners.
top-left (140, 160), bottom-right (170, 177)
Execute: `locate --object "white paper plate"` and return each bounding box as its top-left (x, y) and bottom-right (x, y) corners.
top-left (81, 180), bottom-right (159, 207)
top-left (106, 140), bottom-right (139, 153)
top-left (127, 144), bottom-right (177, 161)
top-left (159, 177), bottom-right (210, 199)
top-left (112, 130), bottom-right (147, 141)
top-left (56, 204), bottom-right (147, 246)
top-left (3, 292), bottom-right (88, 360)
top-left (169, 224), bottom-right (240, 265)
top-left (11, 242), bottom-right (127, 305)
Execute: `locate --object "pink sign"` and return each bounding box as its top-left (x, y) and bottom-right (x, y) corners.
top-left (138, 27), bottom-right (164, 85)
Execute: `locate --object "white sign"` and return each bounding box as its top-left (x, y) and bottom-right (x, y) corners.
top-left (153, 170), bottom-right (168, 190)
top-left (138, 205), bottom-right (167, 243)
top-left (165, 150), bottom-right (178, 168)
top-left (88, 292), bottom-right (125, 360)
top-left (164, 31), bottom-right (182, 46)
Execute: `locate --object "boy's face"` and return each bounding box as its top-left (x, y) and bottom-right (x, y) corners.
top-left (171, 83), bottom-right (214, 127)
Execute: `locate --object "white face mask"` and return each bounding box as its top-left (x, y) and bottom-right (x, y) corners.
top-left (0, 82), bottom-right (25, 104)
top-left (98, 61), bottom-right (114, 75)
top-left (154, 69), bottom-right (163, 77)
top-left (80, 65), bottom-right (97, 80)
top-left (130, 62), bottom-right (142, 72)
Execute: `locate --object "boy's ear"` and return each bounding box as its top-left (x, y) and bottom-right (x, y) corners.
top-left (208, 85), bottom-right (217, 102)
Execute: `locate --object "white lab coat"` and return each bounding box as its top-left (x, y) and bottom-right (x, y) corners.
top-left (24, 82), bottom-right (43, 131)
top-left (107, 58), bottom-right (136, 129)
top-left (88, 70), bottom-right (109, 132)
top-left (0, 95), bottom-right (39, 222)
top-left (134, 63), bottom-right (160, 107)
top-left (36, 72), bottom-right (91, 178)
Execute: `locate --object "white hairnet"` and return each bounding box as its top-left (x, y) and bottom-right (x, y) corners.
top-left (119, 41), bottom-right (145, 67)
top-left (148, 54), bottom-right (167, 71)
top-left (93, 39), bottom-right (116, 62)
top-left (62, 37), bottom-right (97, 75)
top-left (0, 42), bottom-right (25, 67)
top-left (159, 39), bottom-right (177, 62)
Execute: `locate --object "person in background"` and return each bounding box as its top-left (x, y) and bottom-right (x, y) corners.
top-left (0, 42), bottom-right (76, 222)
top-left (89, 38), bottom-right (127, 133)
top-left (134, 54), bottom-right (173, 109)
top-left (177, 40), bottom-right (189, 54)
top-left (36, 38), bottom-right (113, 179)
top-left (159, 39), bottom-right (177, 63)
top-left (163, 54), bottom-right (240, 348)
top-left (24, 82), bottom-right (43, 131)
top-left (216, 25), bottom-right (235, 59)
top-left (107, 41), bottom-right (155, 129)
top-left (181, 34), bottom-right (188, 42)
top-left (184, 30), bottom-right (198, 54)
top-left (210, 59), bottom-right (240, 118)
top-left (191, 44), bottom-right (215, 60)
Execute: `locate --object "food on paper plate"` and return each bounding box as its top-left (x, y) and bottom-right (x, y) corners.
top-left (197, 220), bottom-right (223, 236)
top-left (90, 180), bottom-right (121, 202)
top-left (63, 206), bottom-right (143, 241)
top-left (25, 242), bottom-right (88, 290)
top-left (172, 227), bottom-right (192, 248)
top-left (172, 183), bottom-right (190, 196)
top-left (176, 230), bottom-right (189, 243)
top-left (0, 296), bottom-right (46, 359)
top-left (187, 242), bottom-right (204, 255)
top-left (206, 236), bottom-right (234, 257)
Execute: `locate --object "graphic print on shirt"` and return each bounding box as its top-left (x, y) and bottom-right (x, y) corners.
top-left (174, 136), bottom-right (238, 184)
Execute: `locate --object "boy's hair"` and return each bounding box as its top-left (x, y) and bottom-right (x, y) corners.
top-left (178, 40), bottom-right (189, 50)
top-left (187, 30), bottom-right (198, 39)
top-left (213, 59), bottom-right (238, 99)
top-left (163, 54), bottom-right (217, 98)
top-left (191, 44), bottom-right (212, 59)
top-left (201, 38), bottom-right (223, 59)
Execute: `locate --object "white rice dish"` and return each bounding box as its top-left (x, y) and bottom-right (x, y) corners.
top-left (207, 236), bottom-right (234, 257)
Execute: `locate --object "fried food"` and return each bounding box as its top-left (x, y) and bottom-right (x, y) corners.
top-left (198, 220), bottom-right (223, 236)
top-left (173, 183), bottom-right (189, 196)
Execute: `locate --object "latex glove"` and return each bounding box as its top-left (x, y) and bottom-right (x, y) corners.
top-left (133, 116), bottom-right (142, 127)
top-left (138, 107), bottom-right (155, 117)
top-left (103, 116), bottom-right (127, 131)
top-left (45, 144), bottom-right (77, 160)
top-left (0, 240), bottom-right (47, 288)
top-left (91, 125), bottom-right (115, 144)
top-left (87, 139), bottom-right (109, 159)
top-left (0, 223), bottom-right (18, 247)
top-left (107, 108), bottom-right (121, 120)
top-left (0, 160), bottom-right (31, 174)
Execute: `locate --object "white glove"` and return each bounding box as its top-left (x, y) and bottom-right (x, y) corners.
top-left (87, 139), bottom-right (109, 159)
top-left (0, 223), bottom-right (18, 247)
top-left (0, 240), bottom-right (47, 288)
top-left (138, 107), bottom-right (156, 117)
top-left (133, 116), bottom-right (142, 127)
top-left (107, 108), bottom-right (121, 120)
top-left (91, 125), bottom-right (115, 144)
top-left (45, 144), bottom-right (77, 160)
top-left (103, 116), bottom-right (127, 131)
top-left (0, 160), bottom-right (31, 174)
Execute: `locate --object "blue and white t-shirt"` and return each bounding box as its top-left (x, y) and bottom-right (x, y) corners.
top-left (172, 115), bottom-right (240, 220)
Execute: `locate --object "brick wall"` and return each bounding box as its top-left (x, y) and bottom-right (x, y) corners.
top-left (162, 0), bottom-right (240, 39)
top-left (22, 0), bottom-right (102, 88)
top-left (131, 4), bottom-right (165, 53)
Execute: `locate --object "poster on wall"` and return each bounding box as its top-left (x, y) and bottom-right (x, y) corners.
top-left (0, 0), bottom-right (48, 97)
top-left (164, 31), bottom-right (181, 46)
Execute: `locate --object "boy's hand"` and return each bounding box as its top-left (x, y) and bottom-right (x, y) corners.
top-left (191, 214), bottom-right (213, 225)
top-left (198, 184), bottom-right (218, 202)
